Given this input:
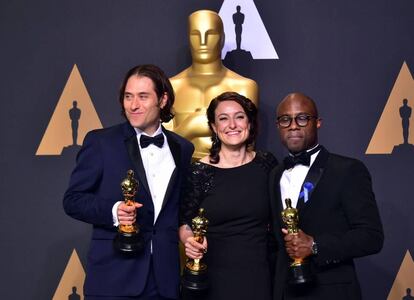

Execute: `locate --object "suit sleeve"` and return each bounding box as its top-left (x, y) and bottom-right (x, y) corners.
top-left (63, 131), bottom-right (114, 226)
top-left (312, 160), bottom-right (384, 266)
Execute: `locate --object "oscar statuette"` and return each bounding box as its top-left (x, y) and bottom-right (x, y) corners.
top-left (113, 170), bottom-right (144, 254)
top-left (281, 198), bottom-right (314, 285)
top-left (181, 208), bottom-right (209, 291)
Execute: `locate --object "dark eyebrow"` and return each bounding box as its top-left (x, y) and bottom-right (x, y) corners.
top-left (124, 92), bottom-right (151, 97)
top-left (217, 113), bottom-right (229, 118)
top-left (277, 112), bottom-right (310, 117)
top-left (217, 111), bottom-right (246, 117)
top-left (276, 114), bottom-right (290, 118)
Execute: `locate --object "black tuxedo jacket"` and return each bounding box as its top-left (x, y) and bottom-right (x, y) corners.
top-left (269, 147), bottom-right (383, 300)
top-left (63, 122), bottom-right (194, 298)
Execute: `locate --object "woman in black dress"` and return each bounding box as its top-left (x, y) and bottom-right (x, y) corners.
top-left (179, 92), bottom-right (278, 300)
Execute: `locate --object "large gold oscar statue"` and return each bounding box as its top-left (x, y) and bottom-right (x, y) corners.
top-left (167, 10), bottom-right (259, 159)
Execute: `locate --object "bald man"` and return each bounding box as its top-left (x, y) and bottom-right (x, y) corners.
top-left (269, 93), bottom-right (384, 300)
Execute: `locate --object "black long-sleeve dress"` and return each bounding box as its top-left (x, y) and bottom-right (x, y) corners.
top-left (180, 151), bottom-right (278, 300)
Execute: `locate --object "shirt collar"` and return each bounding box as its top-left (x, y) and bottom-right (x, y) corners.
top-left (133, 124), bottom-right (163, 137)
top-left (286, 144), bottom-right (321, 170)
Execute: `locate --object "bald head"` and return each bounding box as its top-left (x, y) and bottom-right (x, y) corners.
top-left (277, 92), bottom-right (318, 118)
top-left (276, 92), bottom-right (321, 154)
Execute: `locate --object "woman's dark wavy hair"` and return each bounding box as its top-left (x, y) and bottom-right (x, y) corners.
top-left (207, 91), bottom-right (258, 164)
top-left (118, 64), bottom-right (175, 122)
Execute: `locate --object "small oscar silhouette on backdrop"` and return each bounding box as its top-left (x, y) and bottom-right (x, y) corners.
top-left (182, 208), bottom-right (209, 291)
top-left (281, 198), bottom-right (314, 285)
top-left (392, 98), bottom-right (414, 154)
top-left (113, 170), bottom-right (144, 254)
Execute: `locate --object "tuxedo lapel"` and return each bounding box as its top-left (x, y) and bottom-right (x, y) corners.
top-left (164, 129), bottom-right (181, 168)
top-left (160, 129), bottom-right (182, 211)
top-left (123, 127), bottom-right (151, 197)
top-left (297, 147), bottom-right (329, 213)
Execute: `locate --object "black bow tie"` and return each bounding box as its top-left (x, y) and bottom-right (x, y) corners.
top-left (283, 145), bottom-right (321, 170)
top-left (140, 134), bottom-right (164, 148)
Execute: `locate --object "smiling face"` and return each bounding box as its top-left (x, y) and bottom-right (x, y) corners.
top-left (188, 10), bottom-right (224, 64)
top-left (123, 75), bottom-right (167, 135)
top-left (211, 100), bottom-right (251, 149)
top-left (276, 93), bottom-right (321, 154)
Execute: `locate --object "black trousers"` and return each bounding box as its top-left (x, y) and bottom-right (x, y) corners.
top-left (85, 257), bottom-right (177, 300)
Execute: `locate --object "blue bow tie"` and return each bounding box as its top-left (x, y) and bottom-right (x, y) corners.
top-left (140, 134), bottom-right (164, 148)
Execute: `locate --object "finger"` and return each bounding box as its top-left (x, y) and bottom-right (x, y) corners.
top-left (185, 246), bottom-right (203, 255)
top-left (118, 211), bottom-right (136, 218)
top-left (292, 236), bottom-right (303, 246)
top-left (286, 245), bottom-right (300, 255)
top-left (134, 202), bottom-right (143, 209)
top-left (119, 214), bottom-right (135, 220)
top-left (192, 248), bottom-right (204, 258)
top-left (284, 242), bottom-right (293, 250)
top-left (185, 242), bottom-right (201, 253)
top-left (185, 250), bottom-right (203, 259)
top-left (297, 230), bottom-right (310, 241)
top-left (185, 250), bottom-right (203, 260)
top-left (118, 214), bottom-right (135, 222)
top-left (282, 228), bottom-right (288, 235)
top-left (189, 239), bottom-right (205, 250)
top-left (119, 220), bottom-right (134, 225)
top-left (117, 211), bottom-right (129, 216)
top-left (284, 234), bottom-right (293, 242)
top-left (292, 233), bottom-right (302, 241)
top-left (119, 205), bottom-right (136, 213)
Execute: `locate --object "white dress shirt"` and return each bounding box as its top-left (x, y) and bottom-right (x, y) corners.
top-left (280, 145), bottom-right (320, 209)
top-left (112, 125), bottom-right (176, 225)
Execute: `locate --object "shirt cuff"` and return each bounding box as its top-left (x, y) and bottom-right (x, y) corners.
top-left (112, 201), bottom-right (123, 227)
